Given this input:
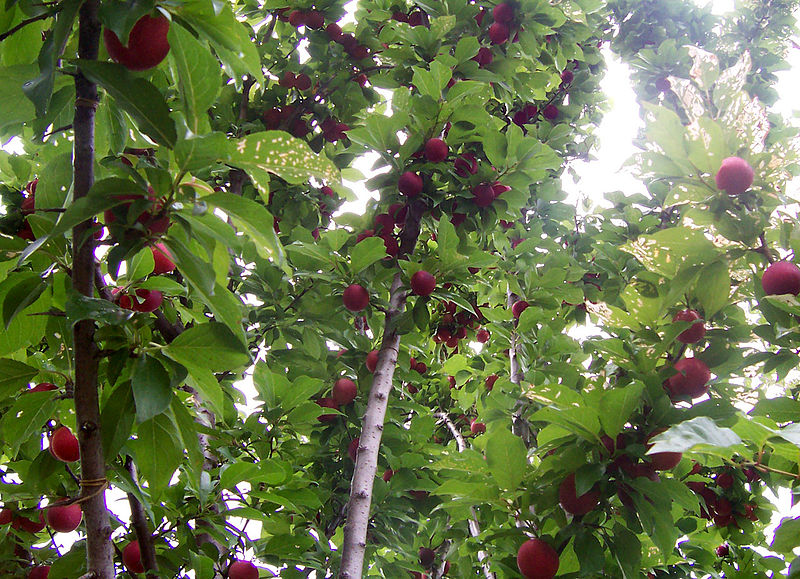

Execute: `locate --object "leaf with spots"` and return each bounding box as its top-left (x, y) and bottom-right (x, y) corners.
top-left (228, 131), bottom-right (339, 185)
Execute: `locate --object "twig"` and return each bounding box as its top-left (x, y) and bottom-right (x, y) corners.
top-left (435, 412), bottom-right (494, 579)
top-left (125, 457), bottom-right (159, 578)
top-left (0, 11), bottom-right (53, 42)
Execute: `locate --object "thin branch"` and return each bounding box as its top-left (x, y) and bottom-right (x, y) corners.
top-left (72, 1), bottom-right (114, 577)
top-left (0, 11), bottom-right (53, 42)
top-left (436, 412), bottom-right (494, 579)
top-left (125, 457), bottom-right (159, 578)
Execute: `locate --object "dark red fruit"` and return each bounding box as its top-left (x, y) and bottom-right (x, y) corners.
top-left (715, 156), bottom-right (754, 195)
top-left (664, 357), bottom-right (711, 400)
top-left (761, 261), bottom-right (800, 296)
top-left (348, 437), bottom-right (360, 461)
top-left (645, 430), bottom-right (682, 470)
top-left (488, 22), bottom-right (509, 44)
top-left (419, 547), bottom-right (435, 567)
top-left (471, 183), bottom-right (495, 207)
top-left (423, 138), bottom-right (448, 163)
top-left (512, 300), bottom-right (529, 319)
top-left (383, 468), bottom-right (394, 482)
top-left (476, 328), bottom-right (490, 343)
top-left (332, 378), bottom-right (358, 405)
top-left (50, 426), bottom-right (79, 462)
top-left (485, 374), bottom-right (498, 391)
top-left (28, 382), bottom-right (57, 393)
top-left (118, 289), bottom-right (163, 313)
top-left (343, 284), bottom-right (369, 312)
top-left (558, 473), bottom-right (600, 515)
top-left (366, 349), bottom-right (379, 373)
top-left (542, 104), bottom-right (558, 120)
top-left (673, 309), bottom-right (705, 343)
top-left (103, 14), bottom-right (170, 71)
top-left (316, 397), bottom-right (339, 422)
top-left (492, 3), bottom-right (514, 23)
top-left (150, 243), bottom-right (175, 275)
top-left (410, 271), bottom-right (436, 296)
top-left (229, 560), bottom-right (259, 579)
top-left (470, 420), bottom-right (485, 434)
top-left (28, 567), bottom-right (50, 579)
top-left (122, 541), bottom-right (145, 573)
top-left (517, 538), bottom-right (559, 579)
top-left (46, 502), bottom-right (82, 533)
top-left (398, 171), bottom-right (423, 197)
top-left (716, 544), bottom-right (729, 557)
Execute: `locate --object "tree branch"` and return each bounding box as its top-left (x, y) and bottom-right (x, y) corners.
top-left (0, 11), bottom-right (53, 42)
top-left (125, 458), bottom-right (159, 578)
top-left (339, 205), bottom-right (425, 578)
top-left (72, 1), bottom-right (114, 577)
top-left (436, 412), bottom-right (494, 579)
top-left (508, 287), bottom-right (531, 446)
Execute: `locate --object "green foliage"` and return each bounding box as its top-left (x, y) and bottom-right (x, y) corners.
top-left (0, 0), bottom-right (799, 577)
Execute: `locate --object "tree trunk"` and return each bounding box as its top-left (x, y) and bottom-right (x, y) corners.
top-left (339, 200), bottom-right (425, 578)
top-left (72, 1), bottom-right (114, 577)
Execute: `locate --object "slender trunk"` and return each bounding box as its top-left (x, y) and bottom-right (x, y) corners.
top-left (339, 274), bottom-right (403, 579)
top-left (508, 288), bottom-right (531, 446)
top-left (437, 413), bottom-right (494, 579)
top-left (338, 200), bottom-right (425, 578)
top-left (125, 458), bottom-right (159, 578)
top-left (72, 1), bottom-right (114, 577)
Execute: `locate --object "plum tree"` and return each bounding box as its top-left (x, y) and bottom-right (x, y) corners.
top-left (2, 1), bottom-right (799, 578)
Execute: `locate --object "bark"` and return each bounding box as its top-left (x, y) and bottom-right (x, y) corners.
top-left (437, 413), bottom-right (494, 579)
top-left (338, 201), bottom-right (425, 578)
top-left (125, 458), bottom-right (159, 578)
top-left (508, 288), bottom-right (531, 446)
top-left (72, 1), bottom-right (114, 577)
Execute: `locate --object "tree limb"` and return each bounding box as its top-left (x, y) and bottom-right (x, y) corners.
top-left (436, 412), bottom-right (494, 579)
top-left (72, 1), bottom-right (114, 577)
top-left (125, 457), bottom-right (159, 578)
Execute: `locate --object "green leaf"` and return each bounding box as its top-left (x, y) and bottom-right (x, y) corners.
top-left (128, 246), bottom-right (156, 281)
top-left (131, 355), bottom-right (174, 423)
top-left (0, 65), bottom-right (37, 132)
top-left (22, 0), bottom-right (81, 117)
top-left (599, 382), bottom-right (644, 437)
top-left (623, 227), bottom-right (719, 279)
top-left (77, 60), bottom-right (177, 147)
top-left (350, 236), bottom-right (386, 274)
top-left (436, 217), bottom-right (458, 265)
top-left (2, 273), bottom-right (47, 329)
top-left (611, 523), bottom-right (641, 579)
top-left (0, 359), bottom-right (38, 400)
top-left (164, 322), bottom-right (250, 372)
top-left (65, 291), bottom-right (135, 326)
top-left (132, 412), bottom-right (184, 497)
top-left (162, 238), bottom-right (215, 296)
top-left (695, 261), bottom-right (729, 318)
top-left (179, 1), bottom-right (263, 83)
top-left (100, 381), bottom-right (136, 460)
top-left (202, 192), bottom-right (284, 264)
top-left (168, 24), bottom-right (221, 133)
top-left (647, 417), bottom-right (743, 455)
top-left (228, 131), bottom-right (339, 185)
top-left (772, 517), bottom-right (800, 555)
top-left (751, 398), bottom-right (800, 423)
top-left (485, 428), bottom-right (527, 490)
top-left (175, 132), bottom-right (229, 173)
top-left (0, 391), bottom-right (57, 457)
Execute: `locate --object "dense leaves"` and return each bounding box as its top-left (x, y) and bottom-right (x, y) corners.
top-left (0, 0), bottom-right (799, 578)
